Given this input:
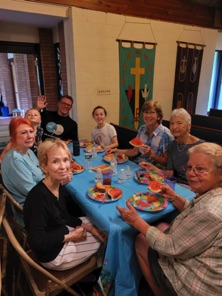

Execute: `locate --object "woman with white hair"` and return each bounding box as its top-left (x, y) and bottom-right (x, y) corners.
top-left (140, 108), bottom-right (204, 185)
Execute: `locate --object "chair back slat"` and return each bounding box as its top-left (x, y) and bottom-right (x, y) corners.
top-left (3, 217), bottom-right (80, 296)
top-left (0, 181), bottom-right (102, 296)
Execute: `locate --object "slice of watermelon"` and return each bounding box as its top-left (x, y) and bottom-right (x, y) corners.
top-left (129, 137), bottom-right (143, 147)
top-left (107, 187), bottom-right (122, 199)
top-left (148, 181), bottom-right (162, 193)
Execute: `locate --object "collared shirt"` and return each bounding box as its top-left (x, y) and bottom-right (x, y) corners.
top-left (134, 124), bottom-right (174, 165)
top-left (146, 187), bottom-right (222, 295)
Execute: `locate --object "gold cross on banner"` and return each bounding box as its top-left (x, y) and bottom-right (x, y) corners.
top-left (131, 57), bottom-right (145, 129)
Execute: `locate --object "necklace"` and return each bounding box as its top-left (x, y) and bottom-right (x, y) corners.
top-left (177, 134), bottom-right (190, 152)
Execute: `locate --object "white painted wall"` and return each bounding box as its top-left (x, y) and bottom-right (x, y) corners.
top-left (216, 31), bottom-right (222, 49)
top-left (0, 1), bottom-right (220, 139)
top-left (68, 7), bottom-right (218, 138)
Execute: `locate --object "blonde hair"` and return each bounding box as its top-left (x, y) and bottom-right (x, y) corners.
top-left (38, 138), bottom-right (71, 166)
top-left (25, 108), bottom-right (41, 117)
top-left (189, 142), bottom-right (222, 169)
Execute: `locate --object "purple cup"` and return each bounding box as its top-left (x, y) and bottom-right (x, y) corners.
top-left (164, 177), bottom-right (177, 190)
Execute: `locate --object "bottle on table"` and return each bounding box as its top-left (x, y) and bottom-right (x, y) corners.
top-left (110, 156), bottom-right (117, 175)
top-left (118, 168), bottom-right (126, 183)
top-left (92, 146), bottom-right (97, 158)
top-left (85, 152), bottom-right (92, 171)
top-left (125, 165), bottom-right (132, 179)
top-left (95, 168), bottom-right (103, 183)
top-left (73, 140), bottom-right (80, 156)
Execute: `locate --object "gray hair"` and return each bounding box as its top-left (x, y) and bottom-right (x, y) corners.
top-left (188, 142), bottom-right (222, 169)
top-left (170, 108), bottom-right (191, 125)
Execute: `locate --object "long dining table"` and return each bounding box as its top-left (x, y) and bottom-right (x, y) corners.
top-left (65, 146), bottom-right (196, 296)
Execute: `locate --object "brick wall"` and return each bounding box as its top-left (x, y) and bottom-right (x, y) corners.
top-left (0, 53), bottom-right (15, 114)
top-left (39, 28), bottom-right (59, 110)
top-left (0, 29), bottom-right (64, 115)
top-left (27, 55), bottom-right (40, 107)
top-left (0, 53), bottom-right (41, 114)
top-left (14, 54), bottom-right (32, 110)
top-left (58, 21), bottom-right (68, 95)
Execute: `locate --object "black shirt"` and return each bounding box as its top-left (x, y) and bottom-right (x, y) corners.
top-left (41, 110), bottom-right (78, 141)
top-left (24, 181), bottom-right (82, 262)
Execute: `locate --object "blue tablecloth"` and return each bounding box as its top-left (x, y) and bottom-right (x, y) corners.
top-left (65, 148), bottom-right (196, 296)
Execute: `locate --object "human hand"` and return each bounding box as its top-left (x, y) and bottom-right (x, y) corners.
top-left (116, 201), bottom-right (140, 226)
top-left (139, 161), bottom-right (156, 171)
top-left (65, 227), bottom-right (87, 242)
top-left (61, 171), bottom-right (73, 185)
top-left (160, 183), bottom-right (177, 201)
top-left (37, 95), bottom-right (47, 110)
top-left (139, 144), bottom-right (151, 156)
top-left (83, 224), bottom-right (107, 243)
top-left (106, 148), bottom-right (117, 154)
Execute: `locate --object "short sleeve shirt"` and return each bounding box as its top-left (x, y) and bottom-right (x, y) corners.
top-left (134, 124), bottom-right (174, 165)
top-left (92, 123), bottom-right (117, 146)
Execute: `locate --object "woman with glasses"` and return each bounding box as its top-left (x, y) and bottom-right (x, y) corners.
top-left (117, 142), bottom-right (222, 296)
top-left (140, 108), bottom-right (204, 185)
top-left (108, 100), bottom-right (174, 167)
top-left (36, 95), bottom-right (78, 142)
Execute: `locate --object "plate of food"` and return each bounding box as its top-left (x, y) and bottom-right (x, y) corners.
top-left (79, 139), bottom-right (94, 148)
top-left (129, 136), bottom-right (144, 147)
top-left (84, 145), bottom-right (105, 153)
top-left (70, 163), bottom-right (84, 174)
top-left (134, 170), bottom-right (164, 185)
top-left (87, 182), bottom-right (122, 203)
top-left (92, 164), bottom-right (110, 172)
top-left (65, 139), bottom-right (73, 146)
top-left (103, 152), bottom-right (128, 164)
top-left (128, 191), bottom-right (167, 212)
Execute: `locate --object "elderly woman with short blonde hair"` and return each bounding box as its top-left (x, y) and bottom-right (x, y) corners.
top-left (24, 138), bottom-right (105, 271)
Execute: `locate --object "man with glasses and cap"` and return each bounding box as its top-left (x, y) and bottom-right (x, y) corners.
top-left (36, 95), bottom-right (78, 142)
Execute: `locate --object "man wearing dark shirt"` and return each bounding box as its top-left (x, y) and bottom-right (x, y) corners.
top-left (37, 95), bottom-right (78, 141)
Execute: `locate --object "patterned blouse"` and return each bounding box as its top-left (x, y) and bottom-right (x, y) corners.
top-left (146, 187), bottom-right (222, 295)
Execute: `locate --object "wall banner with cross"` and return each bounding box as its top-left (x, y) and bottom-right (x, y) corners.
top-left (172, 42), bottom-right (204, 114)
top-left (118, 43), bottom-right (156, 130)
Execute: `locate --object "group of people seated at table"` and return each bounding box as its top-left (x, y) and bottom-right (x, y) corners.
top-left (0, 95), bottom-right (222, 295)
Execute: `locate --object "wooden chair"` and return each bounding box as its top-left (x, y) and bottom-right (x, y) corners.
top-left (0, 191), bottom-right (8, 296)
top-left (0, 191), bottom-right (102, 296)
top-left (0, 184), bottom-right (27, 249)
top-left (0, 236), bottom-right (8, 296)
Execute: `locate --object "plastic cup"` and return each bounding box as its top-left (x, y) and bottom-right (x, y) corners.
top-left (102, 171), bottom-right (112, 185)
top-left (164, 177), bottom-right (177, 190)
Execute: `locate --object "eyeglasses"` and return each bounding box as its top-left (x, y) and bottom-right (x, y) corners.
top-left (60, 101), bottom-right (72, 108)
top-left (144, 111), bottom-right (156, 115)
top-left (183, 165), bottom-right (214, 175)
